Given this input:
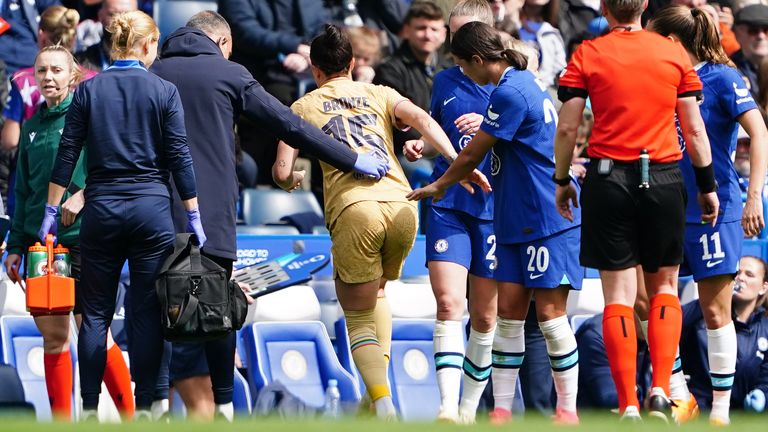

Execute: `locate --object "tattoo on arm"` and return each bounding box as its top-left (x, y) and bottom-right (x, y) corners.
top-left (278, 160), bottom-right (286, 168)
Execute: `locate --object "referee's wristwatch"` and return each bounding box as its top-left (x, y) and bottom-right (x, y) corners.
top-left (552, 173), bottom-right (571, 186)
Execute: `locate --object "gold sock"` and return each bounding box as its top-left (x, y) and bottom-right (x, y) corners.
top-left (346, 308), bottom-right (391, 401)
top-left (374, 296), bottom-right (392, 363)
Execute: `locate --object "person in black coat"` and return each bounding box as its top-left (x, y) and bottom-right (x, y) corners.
top-left (150, 11), bottom-right (389, 421)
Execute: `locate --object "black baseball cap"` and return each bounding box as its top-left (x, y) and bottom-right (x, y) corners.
top-left (734, 4), bottom-right (768, 27)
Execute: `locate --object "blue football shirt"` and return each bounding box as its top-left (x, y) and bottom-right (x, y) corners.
top-left (479, 67), bottom-right (581, 244)
top-left (429, 66), bottom-right (495, 220)
top-left (680, 63), bottom-right (757, 223)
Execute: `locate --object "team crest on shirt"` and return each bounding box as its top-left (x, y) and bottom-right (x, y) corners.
top-left (491, 149), bottom-right (501, 176)
top-left (759, 337), bottom-right (768, 352)
top-left (434, 239), bottom-right (449, 253)
top-left (28, 132), bottom-right (36, 143)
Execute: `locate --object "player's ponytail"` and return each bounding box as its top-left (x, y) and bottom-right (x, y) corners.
top-left (310, 24), bottom-right (354, 76)
top-left (107, 11), bottom-right (159, 61)
top-left (649, 5), bottom-right (731, 66)
top-left (451, 21), bottom-right (527, 70)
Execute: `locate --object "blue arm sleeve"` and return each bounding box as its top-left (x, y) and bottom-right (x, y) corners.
top-left (51, 86), bottom-right (87, 187)
top-left (162, 85), bottom-right (196, 200)
top-left (240, 80), bottom-right (357, 172)
top-left (219, 0), bottom-right (302, 56)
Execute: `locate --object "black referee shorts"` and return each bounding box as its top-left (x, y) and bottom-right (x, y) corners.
top-left (579, 160), bottom-right (687, 273)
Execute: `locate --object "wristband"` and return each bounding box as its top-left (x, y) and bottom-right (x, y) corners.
top-left (693, 163), bottom-right (717, 193)
top-left (551, 173), bottom-right (571, 186)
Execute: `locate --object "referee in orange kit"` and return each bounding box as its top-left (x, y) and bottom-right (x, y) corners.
top-left (552, 0), bottom-right (719, 421)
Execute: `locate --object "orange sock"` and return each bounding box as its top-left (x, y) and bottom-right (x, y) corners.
top-left (103, 344), bottom-right (135, 417)
top-left (44, 351), bottom-right (72, 420)
top-left (648, 293), bottom-right (682, 396)
top-left (603, 304), bottom-right (639, 413)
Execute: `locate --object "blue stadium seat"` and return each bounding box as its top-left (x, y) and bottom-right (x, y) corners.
top-left (388, 319), bottom-right (442, 421)
top-left (241, 321), bottom-right (360, 408)
top-left (569, 314), bottom-right (594, 333)
top-left (233, 368), bottom-right (252, 414)
top-left (241, 189), bottom-right (323, 226)
top-left (0, 316), bottom-right (77, 420)
top-left (742, 238), bottom-right (767, 261)
top-left (0, 364), bottom-right (35, 414)
top-left (154, 0), bottom-right (217, 43)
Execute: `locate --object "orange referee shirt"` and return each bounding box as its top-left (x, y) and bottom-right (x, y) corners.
top-left (558, 30), bottom-right (702, 163)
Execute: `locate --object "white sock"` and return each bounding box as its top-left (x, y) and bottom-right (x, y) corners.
top-left (642, 319), bottom-right (690, 401)
top-left (374, 396), bottom-right (396, 419)
top-left (491, 318), bottom-right (525, 411)
top-left (433, 320), bottom-right (464, 416)
top-left (458, 327), bottom-right (494, 420)
top-left (150, 399), bottom-right (169, 421)
top-left (540, 315), bottom-right (579, 413)
top-left (215, 402), bottom-right (234, 422)
top-left (708, 322), bottom-right (737, 422)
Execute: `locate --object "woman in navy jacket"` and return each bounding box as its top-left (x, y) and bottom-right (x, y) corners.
top-left (40, 11), bottom-right (205, 419)
top-left (680, 256), bottom-right (768, 413)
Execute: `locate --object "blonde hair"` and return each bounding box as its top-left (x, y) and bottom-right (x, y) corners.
top-left (347, 26), bottom-right (382, 66)
top-left (39, 5), bottom-right (80, 50)
top-left (35, 45), bottom-right (84, 86)
top-left (449, 0), bottom-right (494, 27)
top-left (503, 34), bottom-right (539, 73)
top-left (106, 11), bottom-right (160, 60)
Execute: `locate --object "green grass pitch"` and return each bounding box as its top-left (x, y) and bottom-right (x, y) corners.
top-left (0, 411), bottom-right (765, 431)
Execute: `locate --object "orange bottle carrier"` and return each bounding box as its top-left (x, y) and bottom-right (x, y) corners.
top-left (25, 234), bottom-right (75, 314)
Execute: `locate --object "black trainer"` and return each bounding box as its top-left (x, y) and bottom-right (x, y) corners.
top-left (648, 388), bottom-right (673, 424)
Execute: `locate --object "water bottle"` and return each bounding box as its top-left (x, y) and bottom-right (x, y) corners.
top-left (323, 379), bottom-right (341, 419)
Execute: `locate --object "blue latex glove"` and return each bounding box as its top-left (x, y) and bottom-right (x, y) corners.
top-left (38, 204), bottom-right (58, 241)
top-left (186, 208), bottom-right (207, 248)
top-left (353, 152), bottom-right (389, 180)
top-left (745, 389), bottom-right (766, 413)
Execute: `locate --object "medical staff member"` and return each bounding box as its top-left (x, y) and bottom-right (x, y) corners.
top-left (647, 6), bottom-right (768, 426)
top-left (409, 21), bottom-right (583, 425)
top-left (40, 11), bottom-right (205, 419)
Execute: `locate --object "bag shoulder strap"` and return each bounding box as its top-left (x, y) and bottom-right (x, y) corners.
top-left (170, 292), bottom-right (198, 329)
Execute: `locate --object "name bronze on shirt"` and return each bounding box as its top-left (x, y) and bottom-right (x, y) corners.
top-left (322, 96), bottom-right (370, 112)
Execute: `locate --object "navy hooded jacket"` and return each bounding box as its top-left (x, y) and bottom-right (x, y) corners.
top-left (151, 27), bottom-right (358, 260)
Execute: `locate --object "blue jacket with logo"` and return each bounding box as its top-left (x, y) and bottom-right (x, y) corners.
top-left (680, 301), bottom-right (768, 410)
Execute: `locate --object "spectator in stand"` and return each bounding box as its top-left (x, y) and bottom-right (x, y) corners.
top-left (489, 0), bottom-right (522, 35)
top-left (348, 26), bottom-right (382, 83)
top-left (0, 0), bottom-right (59, 75)
top-left (357, 0), bottom-right (409, 56)
top-left (519, 0), bottom-right (566, 89)
top-left (732, 4), bottom-right (768, 98)
top-left (679, 256), bottom-right (768, 414)
top-left (75, 0), bottom-right (138, 72)
top-left (557, 0), bottom-right (600, 50)
top-left (374, 1), bottom-right (452, 149)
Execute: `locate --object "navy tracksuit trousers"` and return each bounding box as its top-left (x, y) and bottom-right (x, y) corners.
top-left (78, 195), bottom-right (175, 409)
